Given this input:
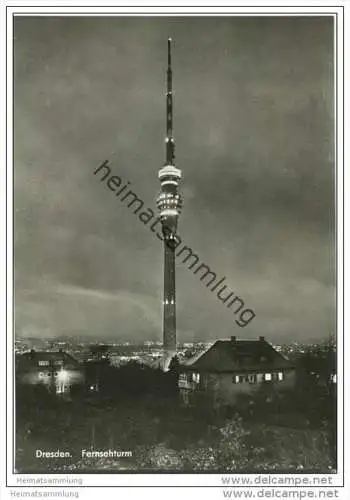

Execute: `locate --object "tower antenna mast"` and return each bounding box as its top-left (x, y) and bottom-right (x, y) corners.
top-left (166, 38), bottom-right (175, 165)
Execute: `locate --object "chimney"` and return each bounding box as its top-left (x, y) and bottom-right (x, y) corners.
top-left (259, 336), bottom-right (265, 342)
top-left (230, 336), bottom-right (237, 342)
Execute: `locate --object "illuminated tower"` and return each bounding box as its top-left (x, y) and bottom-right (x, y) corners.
top-left (156, 38), bottom-right (183, 368)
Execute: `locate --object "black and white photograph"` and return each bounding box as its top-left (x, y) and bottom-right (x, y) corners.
top-left (8, 5), bottom-right (343, 486)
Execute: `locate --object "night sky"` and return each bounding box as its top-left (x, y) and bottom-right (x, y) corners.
top-left (14, 16), bottom-right (335, 343)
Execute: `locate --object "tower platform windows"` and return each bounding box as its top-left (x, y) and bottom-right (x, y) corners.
top-left (158, 165), bottom-right (182, 180)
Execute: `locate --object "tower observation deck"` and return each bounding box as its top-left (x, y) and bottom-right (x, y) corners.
top-left (156, 38), bottom-right (183, 368)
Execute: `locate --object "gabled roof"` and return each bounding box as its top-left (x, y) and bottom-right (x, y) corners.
top-left (179, 338), bottom-right (293, 373)
top-left (16, 351), bottom-right (81, 372)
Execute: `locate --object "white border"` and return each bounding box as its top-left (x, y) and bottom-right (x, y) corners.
top-left (4, 1), bottom-right (346, 493)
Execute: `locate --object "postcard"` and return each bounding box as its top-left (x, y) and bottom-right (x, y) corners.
top-left (3, 2), bottom-right (347, 500)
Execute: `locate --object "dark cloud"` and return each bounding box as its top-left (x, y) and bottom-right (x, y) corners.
top-left (14, 16), bottom-right (335, 342)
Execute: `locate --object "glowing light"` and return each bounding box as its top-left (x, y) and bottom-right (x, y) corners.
top-left (160, 209), bottom-right (178, 216)
top-left (158, 166), bottom-right (182, 179)
top-left (57, 369), bottom-right (69, 382)
top-left (192, 373), bottom-right (200, 383)
top-left (161, 180), bottom-right (178, 186)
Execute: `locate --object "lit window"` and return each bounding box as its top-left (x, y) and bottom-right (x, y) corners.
top-left (265, 373), bottom-right (272, 381)
top-left (192, 373), bottom-right (200, 384)
top-left (278, 372), bottom-right (284, 381)
top-left (38, 360), bottom-right (49, 366)
top-left (56, 383), bottom-right (68, 394)
top-left (233, 375), bottom-right (240, 384)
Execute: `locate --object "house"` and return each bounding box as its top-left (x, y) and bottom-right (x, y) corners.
top-left (178, 336), bottom-right (295, 407)
top-left (16, 349), bottom-right (85, 395)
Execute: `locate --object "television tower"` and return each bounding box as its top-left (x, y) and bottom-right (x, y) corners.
top-left (156, 38), bottom-right (183, 369)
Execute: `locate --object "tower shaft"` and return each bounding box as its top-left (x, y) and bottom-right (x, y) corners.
top-left (163, 239), bottom-right (176, 354)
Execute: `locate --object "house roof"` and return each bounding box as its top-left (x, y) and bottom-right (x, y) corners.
top-left (16, 351), bottom-right (81, 372)
top-left (179, 338), bottom-right (293, 373)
